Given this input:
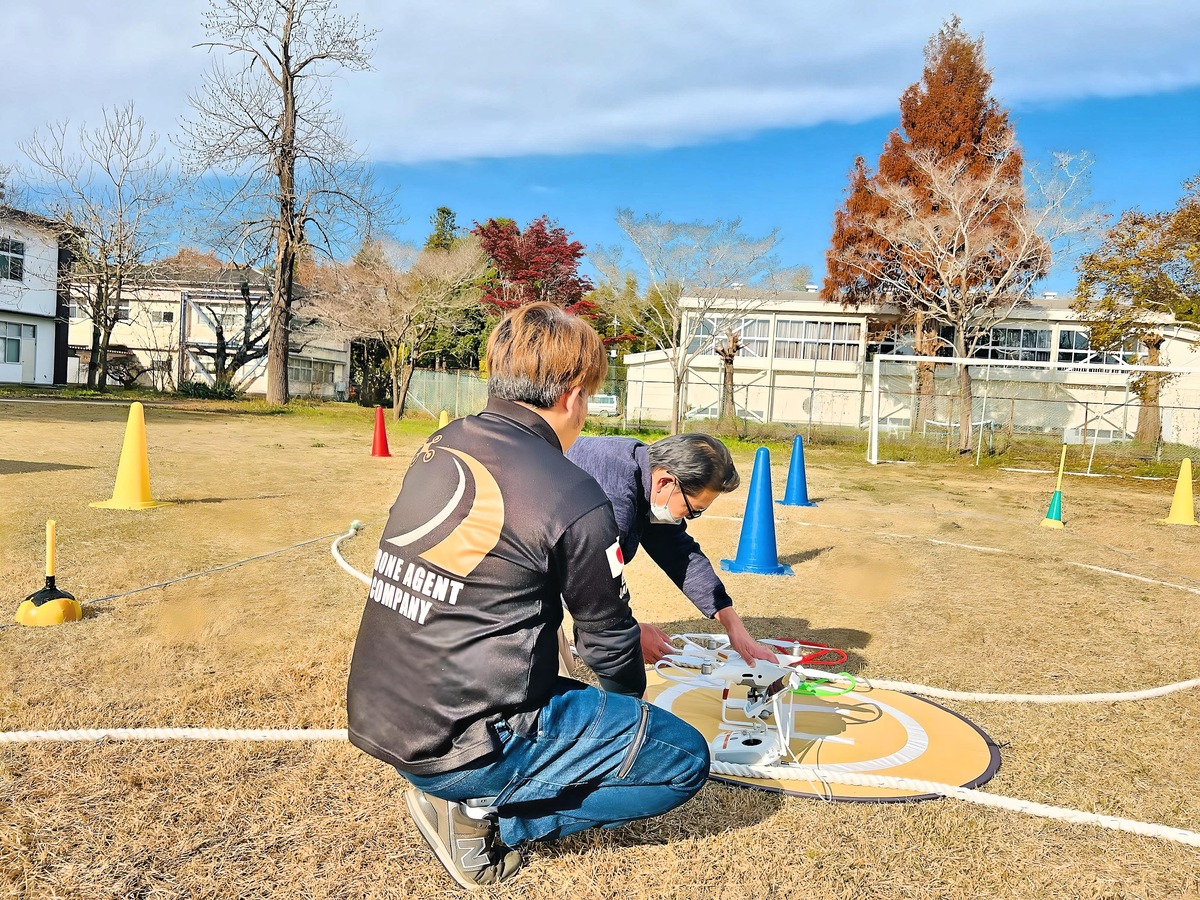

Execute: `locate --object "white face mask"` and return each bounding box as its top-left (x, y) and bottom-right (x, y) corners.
top-left (649, 482), bottom-right (682, 525)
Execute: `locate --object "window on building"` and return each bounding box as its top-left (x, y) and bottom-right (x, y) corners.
top-left (689, 316), bottom-right (772, 357)
top-left (288, 356), bottom-right (313, 383)
top-left (288, 356), bottom-right (336, 384)
top-left (3, 321), bottom-right (32, 363)
top-left (65, 300), bottom-right (81, 320)
top-left (975, 326), bottom-right (1052, 362)
top-left (775, 319), bottom-right (862, 362)
top-left (0, 238), bottom-right (25, 282)
top-left (150, 309), bottom-right (175, 325)
top-left (687, 318), bottom-right (716, 354)
top-left (738, 318), bottom-right (771, 357)
top-left (109, 300), bottom-right (131, 323)
top-left (1057, 328), bottom-right (1145, 365)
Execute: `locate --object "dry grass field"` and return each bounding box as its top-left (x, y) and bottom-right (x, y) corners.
top-left (2, 398), bottom-right (1199, 900)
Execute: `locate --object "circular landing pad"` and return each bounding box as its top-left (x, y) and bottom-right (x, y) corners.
top-left (645, 670), bottom-right (1001, 802)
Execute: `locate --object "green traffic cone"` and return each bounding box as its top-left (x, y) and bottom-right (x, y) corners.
top-left (1041, 490), bottom-right (1064, 529)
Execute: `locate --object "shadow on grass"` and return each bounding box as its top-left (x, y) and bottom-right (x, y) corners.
top-left (778, 545), bottom-right (833, 567)
top-left (0, 459), bottom-right (94, 475)
top-left (540, 776), bottom-right (784, 856)
top-left (161, 494), bottom-right (284, 505)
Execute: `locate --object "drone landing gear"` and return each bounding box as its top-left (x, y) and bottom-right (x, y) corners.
top-left (711, 729), bottom-right (785, 766)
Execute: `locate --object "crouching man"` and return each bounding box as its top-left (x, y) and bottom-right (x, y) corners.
top-left (346, 302), bottom-right (710, 891)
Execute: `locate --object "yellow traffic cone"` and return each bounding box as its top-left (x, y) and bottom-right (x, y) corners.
top-left (90, 402), bottom-right (171, 509)
top-left (1159, 458), bottom-right (1198, 526)
top-left (438, 410), bottom-right (450, 429)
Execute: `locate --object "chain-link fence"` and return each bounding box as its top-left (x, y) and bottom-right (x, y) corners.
top-left (405, 369), bottom-right (489, 418)
top-left (869, 357), bottom-right (1200, 476)
top-left (402, 361), bottom-right (1200, 476)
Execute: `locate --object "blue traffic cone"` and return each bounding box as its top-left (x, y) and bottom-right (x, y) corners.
top-left (721, 447), bottom-right (794, 576)
top-left (778, 435), bottom-right (817, 507)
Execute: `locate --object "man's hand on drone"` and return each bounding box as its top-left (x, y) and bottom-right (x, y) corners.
top-left (715, 607), bottom-right (778, 667)
top-left (639, 622), bottom-right (676, 665)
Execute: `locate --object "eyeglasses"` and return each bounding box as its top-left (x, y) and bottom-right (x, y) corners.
top-left (677, 483), bottom-right (703, 520)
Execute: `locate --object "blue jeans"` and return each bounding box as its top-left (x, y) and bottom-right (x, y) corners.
top-left (402, 678), bottom-right (710, 846)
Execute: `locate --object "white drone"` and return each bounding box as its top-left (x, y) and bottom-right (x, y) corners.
top-left (654, 633), bottom-right (856, 768)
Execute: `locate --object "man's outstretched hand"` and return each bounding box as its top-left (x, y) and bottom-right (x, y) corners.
top-left (639, 622), bottom-right (676, 665)
top-left (714, 607), bottom-right (778, 667)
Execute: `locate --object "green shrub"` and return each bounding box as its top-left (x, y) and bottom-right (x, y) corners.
top-left (177, 380), bottom-right (242, 400)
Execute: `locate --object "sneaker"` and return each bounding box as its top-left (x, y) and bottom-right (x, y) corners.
top-left (404, 789), bottom-right (523, 891)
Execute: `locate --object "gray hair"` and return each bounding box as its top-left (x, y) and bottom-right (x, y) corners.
top-left (648, 434), bottom-right (740, 494)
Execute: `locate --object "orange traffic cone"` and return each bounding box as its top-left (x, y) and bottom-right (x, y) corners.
top-left (371, 406), bottom-right (392, 457)
top-left (90, 402), bottom-right (170, 509)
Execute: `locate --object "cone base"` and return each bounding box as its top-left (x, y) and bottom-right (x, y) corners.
top-left (1158, 517), bottom-right (1199, 526)
top-left (777, 499), bottom-right (817, 507)
top-left (1039, 518), bottom-right (1064, 529)
top-left (90, 498), bottom-right (172, 510)
top-left (370, 450), bottom-right (392, 458)
top-left (15, 598), bottom-right (84, 627)
top-left (720, 559), bottom-right (795, 577)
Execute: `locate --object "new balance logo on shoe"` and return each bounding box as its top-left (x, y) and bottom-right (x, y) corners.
top-left (455, 837), bottom-right (490, 872)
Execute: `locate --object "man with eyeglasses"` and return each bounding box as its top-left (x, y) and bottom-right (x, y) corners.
top-left (566, 433), bottom-right (777, 667)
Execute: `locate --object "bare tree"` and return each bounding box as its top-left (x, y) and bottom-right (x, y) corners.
top-left (838, 138), bottom-right (1105, 450)
top-left (187, 275), bottom-right (273, 389)
top-left (180, 0), bottom-right (391, 406)
top-left (18, 103), bottom-right (177, 391)
top-left (313, 238), bottom-right (487, 418)
top-left (597, 211), bottom-right (790, 433)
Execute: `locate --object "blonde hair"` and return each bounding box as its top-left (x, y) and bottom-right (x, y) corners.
top-left (486, 302), bottom-right (607, 407)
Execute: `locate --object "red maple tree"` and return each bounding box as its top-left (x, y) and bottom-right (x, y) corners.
top-left (473, 215), bottom-right (595, 316)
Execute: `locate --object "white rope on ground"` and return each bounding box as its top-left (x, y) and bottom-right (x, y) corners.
top-left (4, 723), bottom-right (1197, 848)
top-left (5, 726), bottom-right (1196, 848)
top-left (790, 668), bottom-right (1200, 704)
top-left (709, 762), bottom-right (1200, 848)
top-left (332, 521), bottom-right (371, 585)
top-left (0, 728), bottom-right (347, 743)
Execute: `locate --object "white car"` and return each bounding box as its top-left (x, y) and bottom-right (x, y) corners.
top-left (587, 394), bottom-right (620, 417)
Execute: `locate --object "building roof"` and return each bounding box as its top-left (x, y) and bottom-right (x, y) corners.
top-left (129, 262), bottom-right (272, 291)
top-left (0, 205), bottom-right (64, 236)
top-left (681, 286), bottom-right (1079, 318)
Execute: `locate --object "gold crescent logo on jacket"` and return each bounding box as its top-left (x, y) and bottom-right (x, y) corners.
top-left (385, 447), bottom-right (505, 578)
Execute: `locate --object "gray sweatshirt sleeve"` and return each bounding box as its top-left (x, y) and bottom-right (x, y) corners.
top-left (552, 504), bottom-right (646, 697)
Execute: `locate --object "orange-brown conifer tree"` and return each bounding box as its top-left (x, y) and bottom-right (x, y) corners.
top-left (824, 18), bottom-right (1044, 449)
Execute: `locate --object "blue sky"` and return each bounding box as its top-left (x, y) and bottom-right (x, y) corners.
top-left (379, 87), bottom-right (1200, 293)
top-left (6, 1), bottom-right (1200, 294)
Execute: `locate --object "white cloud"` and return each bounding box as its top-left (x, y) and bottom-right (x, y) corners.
top-left (4, 0), bottom-right (1199, 164)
